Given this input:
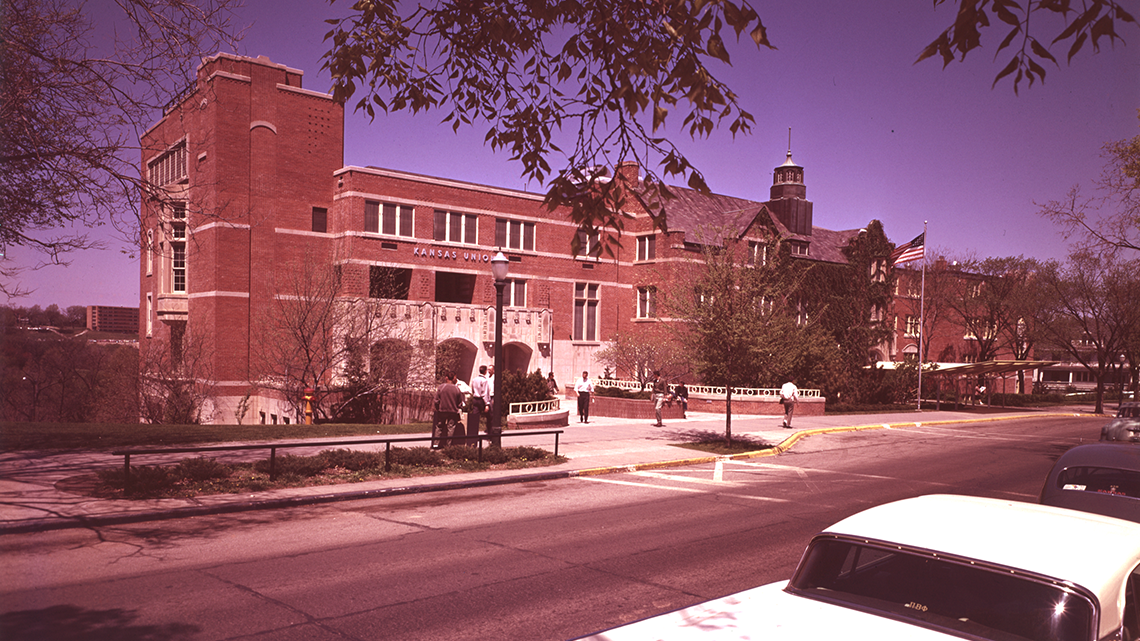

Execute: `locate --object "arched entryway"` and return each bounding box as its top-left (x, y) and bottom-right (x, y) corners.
top-left (504, 342), bottom-right (533, 374)
top-left (436, 338), bottom-right (478, 384)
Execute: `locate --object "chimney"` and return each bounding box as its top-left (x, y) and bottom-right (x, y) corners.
top-left (616, 160), bottom-right (640, 184)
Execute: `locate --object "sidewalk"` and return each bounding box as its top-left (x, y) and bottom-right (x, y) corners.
top-left (0, 406), bottom-right (1094, 534)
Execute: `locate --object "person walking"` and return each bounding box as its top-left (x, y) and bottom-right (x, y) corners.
top-left (546, 371), bottom-right (559, 398)
top-left (434, 371), bottom-right (465, 448)
top-left (651, 371), bottom-right (667, 427)
top-left (575, 371), bottom-right (594, 423)
top-left (780, 379), bottom-right (799, 428)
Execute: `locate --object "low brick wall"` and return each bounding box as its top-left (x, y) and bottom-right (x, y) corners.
top-left (686, 395), bottom-right (825, 417)
top-left (568, 388), bottom-right (825, 418)
top-left (578, 395), bottom-right (685, 420)
top-left (506, 408), bottom-right (569, 429)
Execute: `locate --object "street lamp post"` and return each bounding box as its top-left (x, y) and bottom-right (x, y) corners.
top-left (1119, 353), bottom-right (1127, 410)
top-left (490, 251), bottom-right (509, 448)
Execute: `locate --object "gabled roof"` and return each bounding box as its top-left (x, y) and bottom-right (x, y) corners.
top-left (653, 183), bottom-right (857, 265)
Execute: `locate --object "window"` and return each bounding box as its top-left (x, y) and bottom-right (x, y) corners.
top-left (145, 294), bottom-right (153, 337)
top-left (146, 229), bottom-right (154, 275)
top-left (789, 240), bottom-right (809, 256)
top-left (871, 259), bottom-right (886, 283)
top-left (791, 537), bottom-right (1096, 641)
top-left (637, 235), bottom-right (656, 261)
top-left (434, 210), bottom-right (478, 244)
top-left (637, 286), bottom-right (657, 318)
top-left (748, 241), bottom-right (767, 266)
top-left (576, 229), bottom-right (601, 257)
top-left (505, 279), bottom-right (526, 307)
top-left (435, 272), bottom-right (477, 304)
top-left (370, 266), bottom-right (411, 299)
top-left (365, 201), bottom-right (414, 237)
top-left (170, 202), bottom-right (187, 294)
top-left (495, 218), bottom-right (535, 251)
top-left (312, 207), bottom-right (327, 233)
top-left (905, 315), bottom-right (920, 337)
top-left (148, 140), bottom-right (187, 186)
top-left (573, 283), bottom-right (599, 341)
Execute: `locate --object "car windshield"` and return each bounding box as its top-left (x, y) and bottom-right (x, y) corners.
top-left (1057, 466), bottom-right (1140, 499)
top-left (789, 537), bottom-right (1096, 641)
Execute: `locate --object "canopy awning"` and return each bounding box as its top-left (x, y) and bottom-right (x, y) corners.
top-left (923, 360), bottom-right (1059, 378)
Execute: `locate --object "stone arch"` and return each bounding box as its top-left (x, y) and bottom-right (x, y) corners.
top-left (437, 338), bottom-right (478, 384)
top-left (504, 342), bottom-right (533, 374)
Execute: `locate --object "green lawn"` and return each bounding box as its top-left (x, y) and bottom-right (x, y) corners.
top-left (0, 421), bottom-right (432, 452)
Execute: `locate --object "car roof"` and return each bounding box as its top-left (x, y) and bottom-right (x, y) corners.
top-left (1055, 442), bottom-right (1140, 467)
top-left (823, 494), bottom-right (1140, 636)
top-left (1041, 443), bottom-right (1140, 523)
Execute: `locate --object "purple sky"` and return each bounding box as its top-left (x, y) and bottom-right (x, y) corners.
top-left (10, 0), bottom-right (1138, 310)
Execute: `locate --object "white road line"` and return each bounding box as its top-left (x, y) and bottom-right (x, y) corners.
top-left (891, 425), bottom-right (1030, 442)
top-left (575, 475), bottom-right (792, 502)
top-left (729, 460), bottom-right (901, 480)
top-left (631, 470), bottom-right (734, 485)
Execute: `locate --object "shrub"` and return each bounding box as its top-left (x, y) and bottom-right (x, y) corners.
top-left (500, 368), bottom-right (553, 419)
top-left (319, 448), bottom-right (385, 471)
top-left (177, 456), bottom-right (232, 481)
top-left (254, 454), bottom-right (327, 477)
top-left (391, 446), bottom-right (445, 467)
top-left (594, 386), bottom-right (650, 399)
top-left (439, 444), bottom-right (480, 461)
top-left (507, 446), bottom-right (549, 462)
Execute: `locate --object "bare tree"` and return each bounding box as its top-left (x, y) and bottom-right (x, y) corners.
top-left (252, 251), bottom-right (429, 422)
top-left (1034, 252), bottom-right (1140, 413)
top-left (595, 327), bottom-right (687, 390)
top-left (1, 0), bottom-right (240, 296)
top-left (1040, 114), bottom-right (1140, 255)
top-left (138, 325), bottom-right (217, 424)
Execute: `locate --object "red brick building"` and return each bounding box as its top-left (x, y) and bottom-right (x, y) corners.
top-left (141, 53), bottom-right (899, 423)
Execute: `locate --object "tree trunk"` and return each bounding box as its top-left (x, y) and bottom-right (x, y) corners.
top-left (724, 387), bottom-right (733, 443)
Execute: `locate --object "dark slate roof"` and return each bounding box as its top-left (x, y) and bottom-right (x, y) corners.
top-left (656, 183), bottom-right (857, 265)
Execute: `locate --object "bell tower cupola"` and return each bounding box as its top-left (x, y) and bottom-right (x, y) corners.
top-left (766, 129), bottom-right (813, 236)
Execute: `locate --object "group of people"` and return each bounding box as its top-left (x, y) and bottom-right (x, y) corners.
top-left (432, 365), bottom-right (495, 448)
top-left (442, 367), bottom-right (800, 435)
top-left (572, 370), bottom-right (689, 426)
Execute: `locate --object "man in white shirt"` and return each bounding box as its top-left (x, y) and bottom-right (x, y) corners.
top-left (574, 371), bottom-right (594, 423)
top-left (780, 379), bottom-right (799, 428)
top-left (469, 365), bottom-right (490, 442)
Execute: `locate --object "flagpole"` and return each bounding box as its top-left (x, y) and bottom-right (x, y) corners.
top-left (917, 220), bottom-right (928, 411)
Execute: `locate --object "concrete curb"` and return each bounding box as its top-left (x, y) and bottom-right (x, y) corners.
top-left (0, 412), bottom-right (1089, 535)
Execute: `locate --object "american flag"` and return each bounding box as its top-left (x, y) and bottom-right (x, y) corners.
top-left (890, 233), bottom-right (925, 265)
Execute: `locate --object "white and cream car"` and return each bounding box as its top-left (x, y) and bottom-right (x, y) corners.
top-left (579, 495), bottom-right (1140, 641)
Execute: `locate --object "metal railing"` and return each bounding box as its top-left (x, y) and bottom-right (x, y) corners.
top-left (593, 378), bottom-right (820, 398)
top-left (112, 429), bottom-right (564, 490)
top-left (509, 398), bottom-right (561, 415)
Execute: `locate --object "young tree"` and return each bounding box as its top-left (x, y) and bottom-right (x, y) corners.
top-left (1, 0), bottom-right (240, 296)
top-left (595, 327), bottom-right (687, 390)
top-left (669, 234), bottom-right (802, 441)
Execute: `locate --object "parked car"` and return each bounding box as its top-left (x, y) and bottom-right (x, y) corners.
top-left (1039, 442), bottom-right (1140, 523)
top-left (1101, 416), bottom-right (1140, 443)
top-left (1119, 402), bottom-right (1140, 418)
top-left (577, 494), bottom-right (1140, 641)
